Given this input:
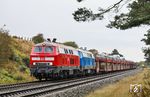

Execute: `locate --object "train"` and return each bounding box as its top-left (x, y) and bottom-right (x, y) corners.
top-left (29, 41), bottom-right (136, 80)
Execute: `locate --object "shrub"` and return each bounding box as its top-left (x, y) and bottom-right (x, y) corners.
top-left (22, 57), bottom-right (30, 67)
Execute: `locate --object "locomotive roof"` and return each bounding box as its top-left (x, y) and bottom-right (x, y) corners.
top-left (35, 42), bottom-right (77, 50)
top-left (35, 42), bottom-right (93, 54)
top-left (35, 42), bottom-right (55, 46)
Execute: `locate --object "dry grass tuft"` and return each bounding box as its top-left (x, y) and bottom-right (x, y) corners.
top-left (86, 69), bottom-right (148, 97)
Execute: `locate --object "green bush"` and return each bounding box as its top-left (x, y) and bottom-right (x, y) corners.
top-left (22, 56), bottom-right (30, 67)
top-left (11, 53), bottom-right (20, 62)
top-left (0, 31), bottom-right (35, 84)
top-left (32, 33), bottom-right (44, 44)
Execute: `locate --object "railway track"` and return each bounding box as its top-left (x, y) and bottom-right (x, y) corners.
top-left (0, 69), bottom-right (138, 97)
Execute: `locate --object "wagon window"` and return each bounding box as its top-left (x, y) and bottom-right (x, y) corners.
top-left (34, 46), bottom-right (42, 52)
top-left (44, 46), bottom-right (53, 53)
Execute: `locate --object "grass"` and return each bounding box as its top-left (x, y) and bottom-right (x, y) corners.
top-left (86, 68), bottom-right (150, 97)
top-left (12, 38), bottom-right (34, 55)
top-left (0, 32), bottom-right (35, 84)
top-left (0, 62), bottom-right (35, 84)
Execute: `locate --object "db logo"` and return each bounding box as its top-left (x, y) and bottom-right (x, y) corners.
top-left (130, 84), bottom-right (142, 93)
top-left (41, 58), bottom-right (45, 61)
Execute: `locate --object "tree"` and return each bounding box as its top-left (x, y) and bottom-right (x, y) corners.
top-left (73, 0), bottom-right (126, 22)
top-left (63, 41), bottom-right (79, 48)
top-left (0, 28), bottom-right (12, 64)
top-left (74, 0), bottom-right (150, 61)
top-left (142, 30), bottom-right (150, 61)
top-left (107, 0), bottom-right (150, 30)
top-left (32, 33), bottom-right (44, 44)
top-left (112, 49), bottom-right (119, 55)
top-left (73, 0), bottom-right (150, 30)
top-left (110, 49), bottom-right (123, 57)
top-left (89, 49), bottom-right (99, 57)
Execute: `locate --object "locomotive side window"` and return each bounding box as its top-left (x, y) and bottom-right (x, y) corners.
top-left (34, 46), bottom-right (42, 52)
top-left (44, 46), bottom-right (53, 53)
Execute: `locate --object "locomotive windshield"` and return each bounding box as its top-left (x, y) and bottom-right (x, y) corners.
top-left (34, 46), bottom-right (42, 52)
top-left (33, 46), bottom-right (54, 53)
top-left (44, 46), bottom-right (53, 53)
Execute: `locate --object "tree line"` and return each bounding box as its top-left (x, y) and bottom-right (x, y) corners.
top-left (73, 0), bottom-right (150, 62)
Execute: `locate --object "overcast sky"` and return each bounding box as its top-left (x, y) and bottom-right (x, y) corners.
top-left (0, 0), bottom-right (149, 61)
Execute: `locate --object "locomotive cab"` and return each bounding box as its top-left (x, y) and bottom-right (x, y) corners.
top-left (30, 44), bottom-right (57, 67)
top-left (30, 42), bottom-right (58, 80)
top-left (30, 42), bottom-right (80, 80)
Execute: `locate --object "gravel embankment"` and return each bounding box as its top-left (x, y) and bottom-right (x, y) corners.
top-left (43, 68), bottom-right (142, 97)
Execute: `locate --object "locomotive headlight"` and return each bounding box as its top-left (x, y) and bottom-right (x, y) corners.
top-left (32, 57), bottom-right (40, 60)
top-left (45, 57), bottom-right (54, 61)
top-left (49, 62), bottom-right (53, 65)
top-left (33, 62), bottom-right (36, 65)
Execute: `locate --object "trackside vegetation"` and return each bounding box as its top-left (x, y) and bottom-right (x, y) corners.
top-left (0, 31), bottom-right (35, 84)
top-left (86, 68), bottom-right (150, 97)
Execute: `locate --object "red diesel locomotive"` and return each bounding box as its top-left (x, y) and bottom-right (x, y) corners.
top-left (30, 42), bottom-right (80, 80)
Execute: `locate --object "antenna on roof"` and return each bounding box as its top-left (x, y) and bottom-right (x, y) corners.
top-left (47, 38), bottom-right (51, 42)
top-left (52, 38), bottom-right (57, 43)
